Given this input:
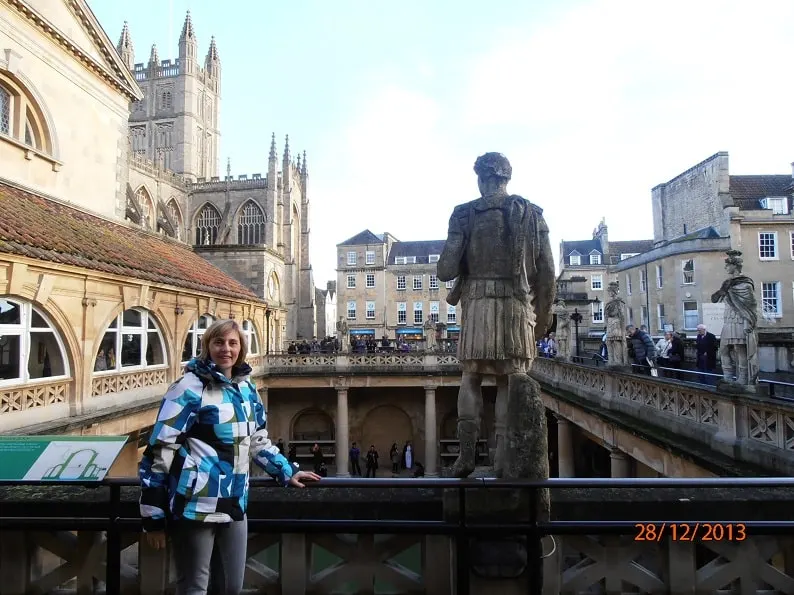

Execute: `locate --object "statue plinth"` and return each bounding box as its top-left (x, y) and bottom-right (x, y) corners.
top-left (716, 380), bottom-right (769, 397)
top-left (441, 374), bottom-right (548, 592)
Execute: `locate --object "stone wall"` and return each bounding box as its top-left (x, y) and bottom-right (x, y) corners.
top-left (651, 151), bottom-right (730, 243)
top-left (0, 6), bottom-right (134, 220)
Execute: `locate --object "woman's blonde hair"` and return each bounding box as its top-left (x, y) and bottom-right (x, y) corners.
top-left (197, 319), bottom-right (248, 368)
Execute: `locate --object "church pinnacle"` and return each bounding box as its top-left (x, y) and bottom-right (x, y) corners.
top-left (269, 133), bottom-right (277, 161)
top-left (116, 21), bottom-right (134, 70)
top-left (180, 10), bottom-right (195, 41)
top-left (283, 134), bottom-right (291, 162)
top-left (301, 150), bottom-right (308, 177)
top-left (148, 44), bottom-right (159, 66)
top-left (206, 36), bottom-right (219, 62)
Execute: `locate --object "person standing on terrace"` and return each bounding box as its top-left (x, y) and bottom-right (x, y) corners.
top-left (139, 319), bottom-right (320, 595)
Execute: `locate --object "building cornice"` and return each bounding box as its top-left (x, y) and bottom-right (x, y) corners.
top-left (5, 0), bottom-right (143, 101)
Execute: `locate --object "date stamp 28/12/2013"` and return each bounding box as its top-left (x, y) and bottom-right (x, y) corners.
top-left (634, 523), bottom-right (747, 542)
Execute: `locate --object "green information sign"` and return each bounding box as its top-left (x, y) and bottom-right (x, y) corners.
top-left (0, 435), bottom-right (128, 481)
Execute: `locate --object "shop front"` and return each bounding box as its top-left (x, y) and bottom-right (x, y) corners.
top-left (349, 328), bottom-right (376, 352)
top-left (395, 327), bottom-right (424, 350)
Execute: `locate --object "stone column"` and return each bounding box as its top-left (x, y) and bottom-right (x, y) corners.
top-left (335, 387), bottom-right (350, 477)
top-left (556, 416), bottom-right (575, 478)
top-left (610, 448), bottom-right (631, 478)
top-left (259, 386), bottom-right (269, 410)
top-left (424, 386), bottom-right (438, 476)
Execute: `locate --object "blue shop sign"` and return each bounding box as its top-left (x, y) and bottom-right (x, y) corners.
top-left (349, 328), bottom-right (375, 335)
top-left (396, 328), bottom-right (423, 334)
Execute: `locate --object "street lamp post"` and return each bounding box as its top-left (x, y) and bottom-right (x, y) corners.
top-left (571, 308), bottom-right (583, 358)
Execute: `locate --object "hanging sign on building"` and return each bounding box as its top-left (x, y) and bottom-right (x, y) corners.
top-left (0, 435), bottom-right (128, 482)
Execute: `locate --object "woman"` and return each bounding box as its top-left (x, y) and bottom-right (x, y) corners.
top-left (139, 319), bottom-right (320, 595)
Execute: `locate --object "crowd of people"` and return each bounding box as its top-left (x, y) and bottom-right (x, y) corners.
top-left (616, 323), bottom-right (719, 383)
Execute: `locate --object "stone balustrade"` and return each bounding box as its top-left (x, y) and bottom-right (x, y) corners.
top-left (1, 479), bottom-right (792, 594)
top-left (531, 358), bottom-right (794, 476)
top-left (263, 351), bottom-right (462, 376)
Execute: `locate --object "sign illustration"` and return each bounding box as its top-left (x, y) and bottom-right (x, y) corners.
top-left (0, 436), bottom-right (128, 482)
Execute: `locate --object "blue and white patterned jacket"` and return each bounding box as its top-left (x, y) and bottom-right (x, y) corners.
top-left (139, 357), bottom-right (293, 531)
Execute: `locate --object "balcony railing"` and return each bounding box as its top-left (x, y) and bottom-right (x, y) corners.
top-left (1, 477), bottom-right (793, 594)
top-left (264, 351), bottom-right (461, 375)
top-left (532, 357), bottom-right (794, 476)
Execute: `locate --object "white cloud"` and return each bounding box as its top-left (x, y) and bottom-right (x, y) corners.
top-left (310, 0), bottom-right (794, 284)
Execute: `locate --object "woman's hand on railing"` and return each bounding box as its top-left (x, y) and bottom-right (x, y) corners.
top-left (145, 530), bottom-right (167, 550)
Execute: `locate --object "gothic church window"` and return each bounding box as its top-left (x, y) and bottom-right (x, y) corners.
top-left (94, 309), bottom-right (166, 373)
top-left (167, 199), bottom-right (183, 240)
top-left (160, 90), bottom-right (172, 110)
top-left (0, 298), bottom-right (70, 385)
top-left (195, 204), bottom-right (221, 245)
top-left (237, 201), bottom-right (266, 245)
top-left (135, 187), bottom-right (155, 230)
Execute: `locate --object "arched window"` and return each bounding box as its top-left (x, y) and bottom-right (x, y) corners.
top-left (195, 204), bottom-right (221, 245)
top-left (167, 198), bottom-right (183, 240)
top-left (160, 91), bottom-right (172, 110)
top-left (0, 85), bottom-right (10, 135)
top-left (94, 309), bottom-right (167, 373)
top-left (0, 71), bottom-right (52, 154)
top-left (135, 187), bottom-right (155, 230)
top-left (0, 298), bottom-right (70, 386)
top-left (182, 314), bottom-right (215, 363)
top-left (267, 272), bottom-right (280, 302)
top-left (242, 320), bottom-right (259, 355)
top-left (237, 201), bottom-right (265, 245)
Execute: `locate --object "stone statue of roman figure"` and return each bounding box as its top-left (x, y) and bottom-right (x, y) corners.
top-left (553, 299), bottom-right (571, 360)
top-left (604, 281), bottom-right (629, 368)
top-left (437, 152), bottom-right (556, 479)
top-left (711, 250), bottom-right (759, 391)
top-left (423, 316), bottom-right (438, 351)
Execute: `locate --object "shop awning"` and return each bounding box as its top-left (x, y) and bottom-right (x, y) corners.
top-left (446, 326), bottom-right (460, 332)
top-left (396, 328), bottom-right (423, 335)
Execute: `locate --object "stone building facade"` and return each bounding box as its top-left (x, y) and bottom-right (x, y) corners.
top-left (556, 220), bottom-right (653, 340)
top-left (620, 152), bottom-right (794, 372)
top-left (0, 0), bottom-right (272, 440)
top-left (115, 13), bottom-right (325, 343)
top-left (336, 230), bottom-right (460, 346)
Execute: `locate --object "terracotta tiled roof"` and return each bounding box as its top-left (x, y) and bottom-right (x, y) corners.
top-left (0, 182), bottom-right (262, 302)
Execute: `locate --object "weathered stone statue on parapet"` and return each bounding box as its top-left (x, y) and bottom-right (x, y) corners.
top-left (437, 152), bottom-right (555, 592)
top-left (336, 317), bottom-right (349, 352)
top-left (553, 300), bottom-right (572, 361)
top-left (423, 316), bottom-right (438, 351)
top-left (604, 281), bottom-right (630, 369)
top-left (437, 152), bottom-right (555, 481)
top-left (711, 250), bottom-right (760, 393)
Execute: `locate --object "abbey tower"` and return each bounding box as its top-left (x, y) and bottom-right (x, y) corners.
top-left (117, 13), bottom-right (325, 345)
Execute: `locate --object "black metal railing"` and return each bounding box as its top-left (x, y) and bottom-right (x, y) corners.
top-left (2, 476), bottom-right (794, 594)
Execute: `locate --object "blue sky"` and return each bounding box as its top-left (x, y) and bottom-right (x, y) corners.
top-left (89, 0), bottom-right (794, 286)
